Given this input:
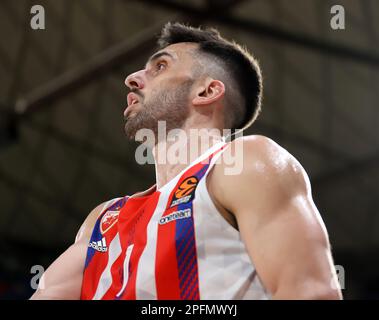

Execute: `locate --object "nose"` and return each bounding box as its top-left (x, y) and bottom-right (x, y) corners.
top-left (125, 70), bottom-right (145, 91)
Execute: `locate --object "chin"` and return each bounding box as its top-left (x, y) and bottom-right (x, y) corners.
top-left (124, 118), bottom-right (151, 142)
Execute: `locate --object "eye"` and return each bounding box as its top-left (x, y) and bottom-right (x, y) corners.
top-left (155, 61), bottom-right (167, 72)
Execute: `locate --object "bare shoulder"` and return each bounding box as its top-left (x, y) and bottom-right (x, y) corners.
top-left (222, 135), bottom-right (310, 184)
top-left (75, 198), bottom-right (122, 243)
top-left (247, 135), bottom-right (309, 189)
top-left (226, 134), bottom-right (300, 168)
top-left (211, 135), bottom-right (312, 210)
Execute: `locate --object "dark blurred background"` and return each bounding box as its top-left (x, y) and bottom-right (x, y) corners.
top-left (0, 0), bottom-right (378, 299)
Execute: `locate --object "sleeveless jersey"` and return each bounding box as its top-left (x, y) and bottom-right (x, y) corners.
top-left (81, 140), bottom-right (271, 300)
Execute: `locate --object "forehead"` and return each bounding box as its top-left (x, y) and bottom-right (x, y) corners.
top-left (150, 42), bottom-right (199, 63)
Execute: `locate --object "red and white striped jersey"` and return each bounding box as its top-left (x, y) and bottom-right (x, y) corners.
top-left (80, 141), bottom-right (271, 300)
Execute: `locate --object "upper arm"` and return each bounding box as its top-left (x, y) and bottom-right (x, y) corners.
top-left (30, 201), bottom-right (108, 300)
top-left (211, 136), bottom-right (342, 299)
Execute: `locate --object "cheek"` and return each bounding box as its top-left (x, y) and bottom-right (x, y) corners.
top-left (146, 74), bottom-right (190, 101)
top-left (149, 80), bottom-right (169, 99)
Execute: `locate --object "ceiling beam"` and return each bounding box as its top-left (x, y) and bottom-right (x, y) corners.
top-left (130, 0), bottom-right (379, 67)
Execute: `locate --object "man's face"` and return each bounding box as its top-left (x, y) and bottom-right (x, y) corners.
top-left (124, 42), bottom-right (199, 141)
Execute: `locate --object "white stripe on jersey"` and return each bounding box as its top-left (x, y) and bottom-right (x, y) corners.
top-left (134, 190), bottom-right (171, 299)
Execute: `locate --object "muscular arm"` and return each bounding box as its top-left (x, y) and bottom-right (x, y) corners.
top-left (210, 136), bottom-right (342, 299)
top-left (30, 202), bottom-right (106, 300)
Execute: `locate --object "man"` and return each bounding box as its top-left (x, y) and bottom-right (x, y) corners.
top-left (31, 23), bottom-right (342, 300)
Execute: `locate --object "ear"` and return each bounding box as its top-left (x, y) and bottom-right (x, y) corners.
top-left (192, 79), bottom-right (225, 106)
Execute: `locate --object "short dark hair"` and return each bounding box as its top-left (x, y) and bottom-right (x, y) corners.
top-left (157, 22), bottom-right (263, 131)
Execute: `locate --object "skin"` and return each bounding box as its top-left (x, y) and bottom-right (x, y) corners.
top-left (31, 42), bottom-right (342, 300)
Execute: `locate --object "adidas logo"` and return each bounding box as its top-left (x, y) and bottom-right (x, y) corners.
top-left (89, 237), bottom-right (108, 252)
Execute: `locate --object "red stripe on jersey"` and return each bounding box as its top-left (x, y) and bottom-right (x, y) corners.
top-left (117, 192), bottom-right (160, 299)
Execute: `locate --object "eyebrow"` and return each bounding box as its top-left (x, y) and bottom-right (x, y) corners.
top-left (145, 51), bottom-right (175, 68)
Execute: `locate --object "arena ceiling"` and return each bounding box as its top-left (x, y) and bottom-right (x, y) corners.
top-left (0, 0), bottom-right (378, 298)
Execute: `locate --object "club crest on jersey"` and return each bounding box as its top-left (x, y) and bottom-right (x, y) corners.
top-left (169, 176), bottom-right (199, 208)
top-left (89, 237), bottom-right (107, 252)
top-left (100, 210), bottom-right (119, 234)
top-left (159, 208), bottom-right (192, 225)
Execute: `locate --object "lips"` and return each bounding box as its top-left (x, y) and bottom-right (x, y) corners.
top-left (127, 92), bottom-right (140, 107)
top-left (124, 92), bottom-right (141, 119)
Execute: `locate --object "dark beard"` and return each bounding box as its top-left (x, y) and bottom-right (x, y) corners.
top-left (124, 80), bottom-right (193, 143)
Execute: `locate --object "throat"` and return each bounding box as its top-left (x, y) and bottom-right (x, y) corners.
top-left (152, 133), bottom-right (225, 190)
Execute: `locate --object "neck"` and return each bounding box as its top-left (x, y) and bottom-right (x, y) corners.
top-left (152, 127), bottom-right (224, 189)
